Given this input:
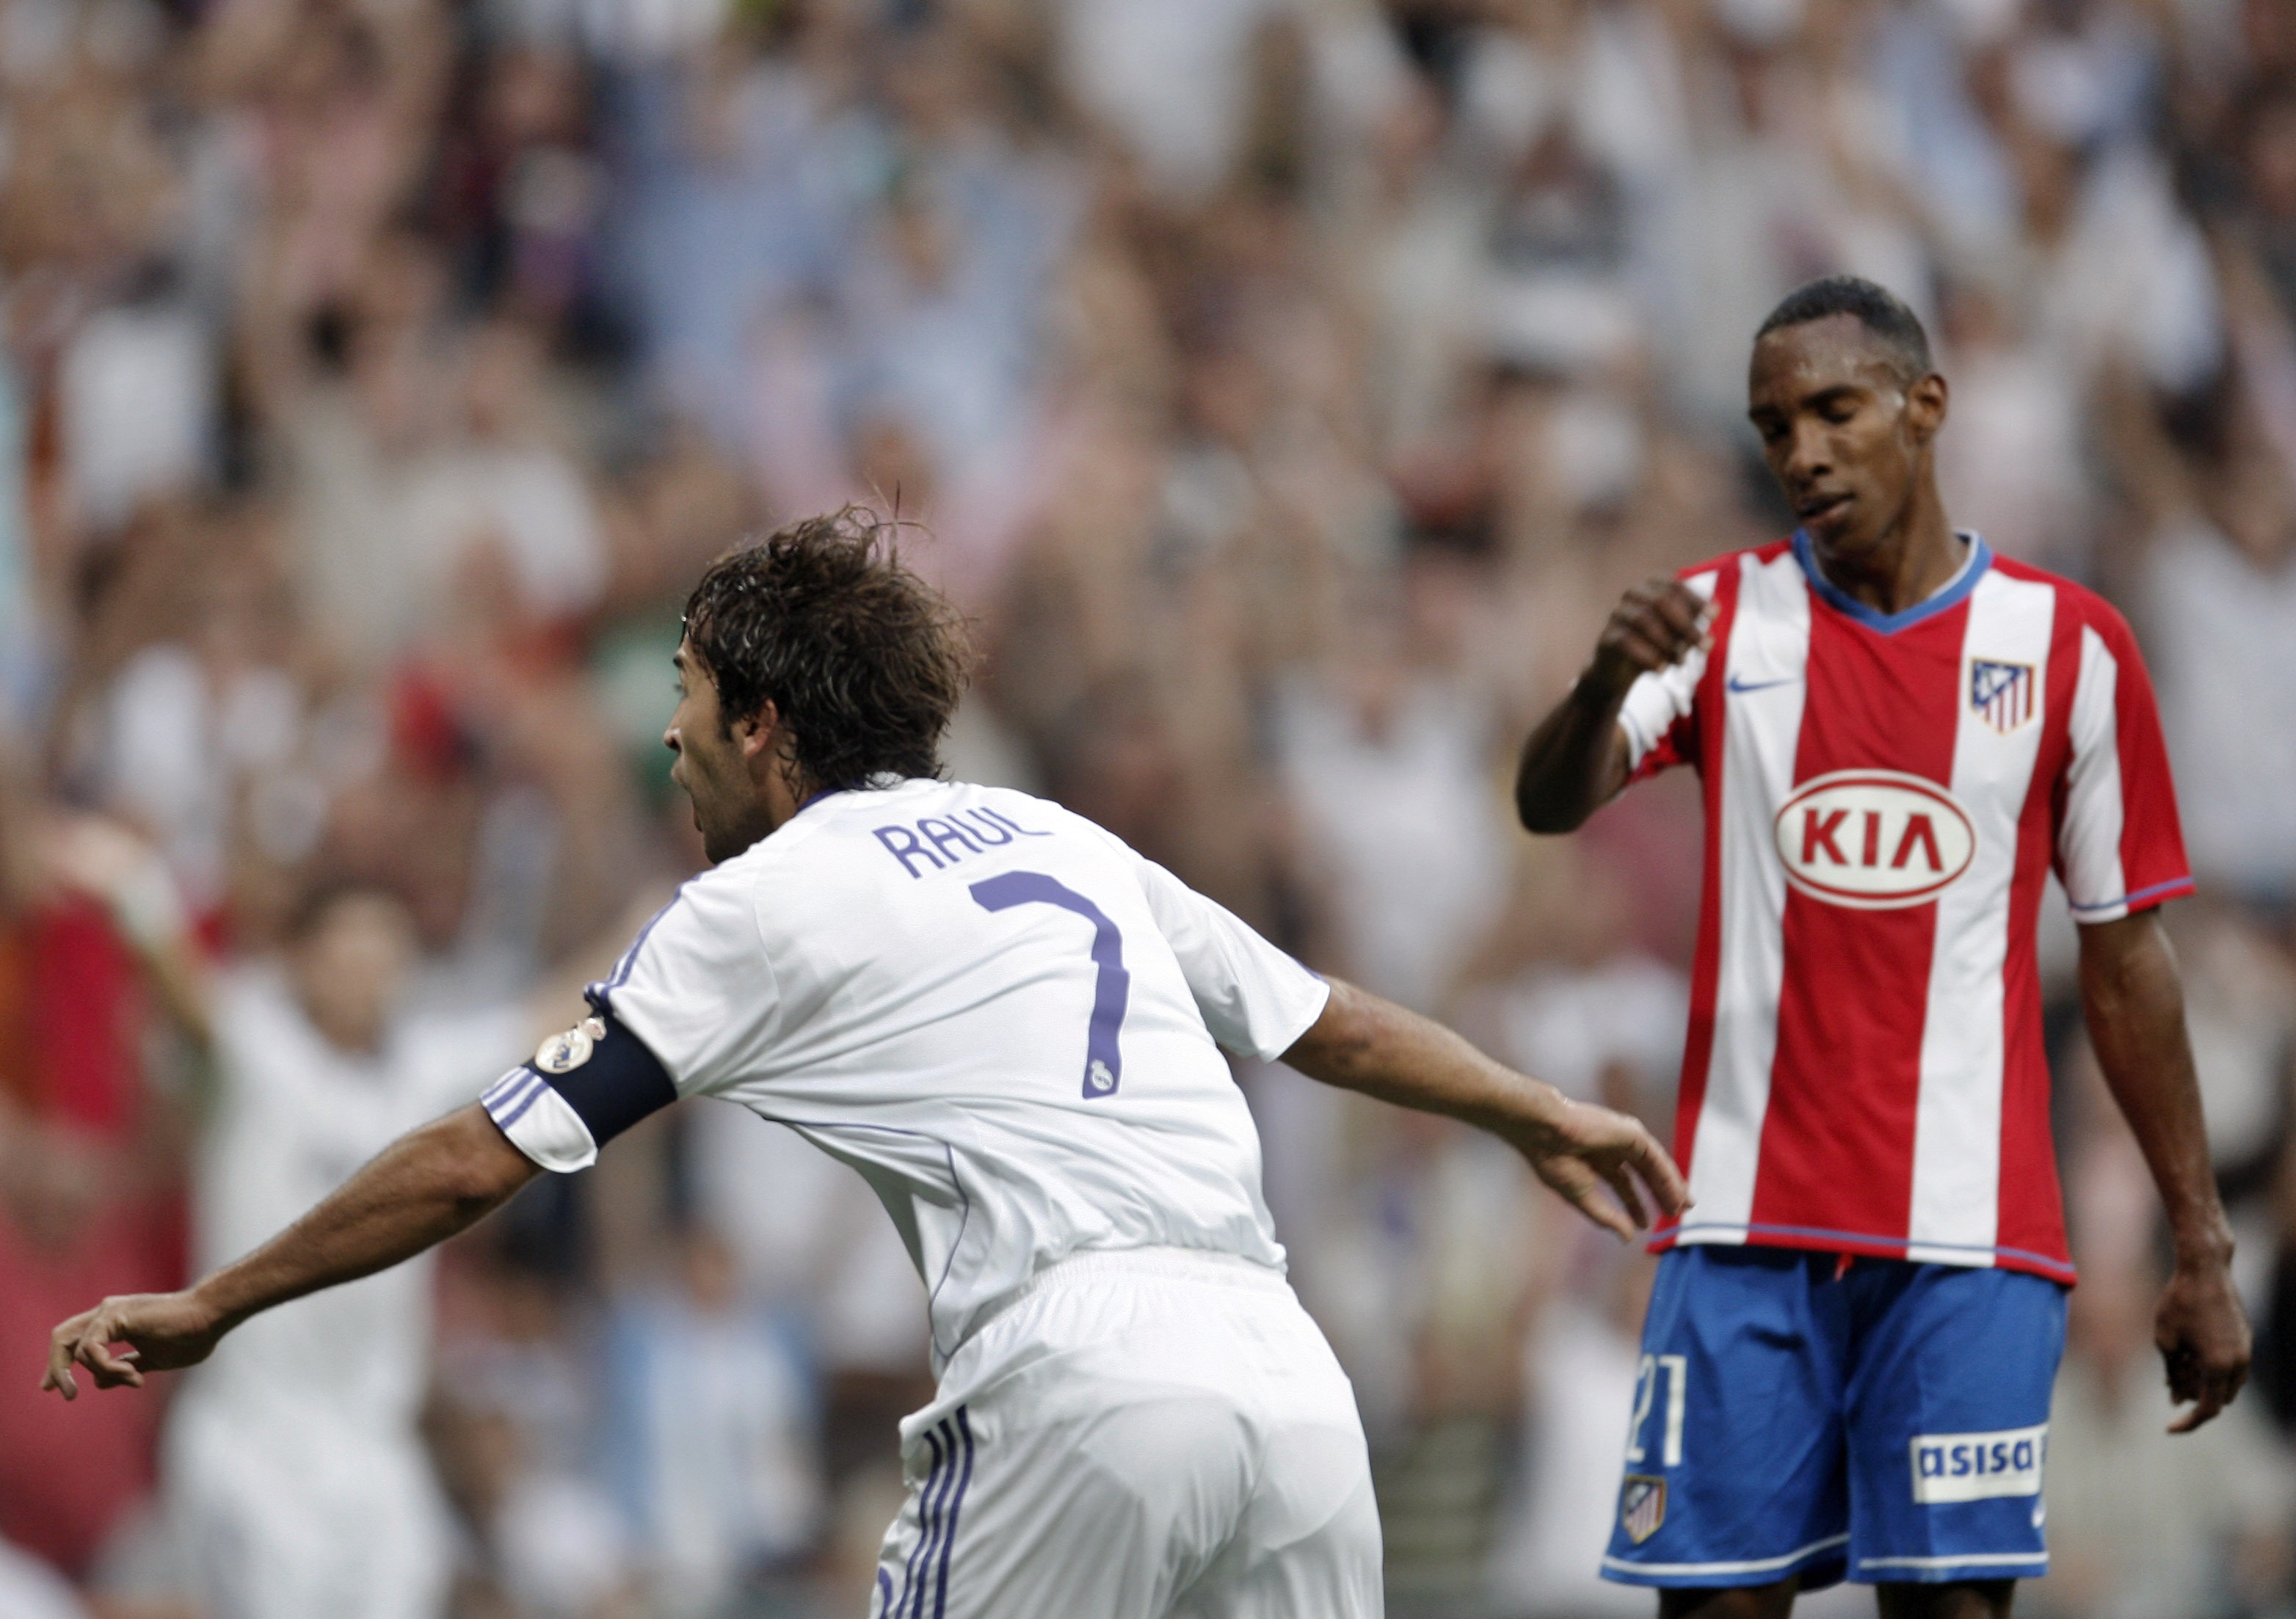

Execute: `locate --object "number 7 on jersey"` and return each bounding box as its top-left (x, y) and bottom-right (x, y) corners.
top-left (970, 872), bottom-right (1131, 1099)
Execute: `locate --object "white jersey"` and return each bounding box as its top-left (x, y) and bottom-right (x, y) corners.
top-left (489, 779), bottom-right (1329, 1365)
top-left (181, 967), bottom-right (526, 1431)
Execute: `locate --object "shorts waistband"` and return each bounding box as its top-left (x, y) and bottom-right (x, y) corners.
top-left (960, 1245), bottom-right (1287, 1349)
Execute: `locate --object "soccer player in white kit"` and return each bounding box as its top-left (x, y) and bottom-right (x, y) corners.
top-left (44, 512), bottom-right (1687, 1619)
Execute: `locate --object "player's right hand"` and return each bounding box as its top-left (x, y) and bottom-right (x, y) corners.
top-left (1586, 578), bottom-right (1712, 698)
top-left (42, 1289), bottom-right (225, 1400)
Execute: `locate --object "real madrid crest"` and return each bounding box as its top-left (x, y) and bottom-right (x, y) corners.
top-left (535, 1017), bottom-right (607, 1075)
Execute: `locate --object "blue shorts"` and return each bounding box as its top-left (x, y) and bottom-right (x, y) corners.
top-left (1601, 1245), bottom-right (2068, 1591)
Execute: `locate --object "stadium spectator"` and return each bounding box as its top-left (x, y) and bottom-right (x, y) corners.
top-left (598, 1224), bottom-right (822, 1615)
top-left (160, 884), bottom-right (535, 1619)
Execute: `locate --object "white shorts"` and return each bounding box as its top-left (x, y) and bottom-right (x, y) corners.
top-left (165, 1399), bottom-right (453, 1619)
top-left (871, 1248), bottom-right (1382, 1619)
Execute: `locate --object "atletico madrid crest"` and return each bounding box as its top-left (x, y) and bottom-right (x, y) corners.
top-left (1620, 1475), bottom-right (1666, 1544)
top-left (1970, 659), bottom-right (2035, 735)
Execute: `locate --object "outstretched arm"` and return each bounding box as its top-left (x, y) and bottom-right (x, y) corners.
top-left (44, 1105), bottom-right (538, 1399)
top-left (1281, 977), bottom-right (1688, 1240)
top-left (2079, 910), bottom-right (2249, 1432)
top-left (1516, 578), bottom-right (1707, 834)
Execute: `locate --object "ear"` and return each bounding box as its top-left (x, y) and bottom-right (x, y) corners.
top-left (1905, 371), bottom-right (1949, 443)
top-left (730, 699), bottom-right (784, 764)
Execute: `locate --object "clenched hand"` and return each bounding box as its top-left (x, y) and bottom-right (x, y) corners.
top-left (2157, 1256), bottom-right (2250, 1433)
top-left (1588, 578), bottom-right (1712, 698)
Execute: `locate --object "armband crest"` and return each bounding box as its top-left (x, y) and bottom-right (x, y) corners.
top-left (535, 1016), bottom-right (608, 1075)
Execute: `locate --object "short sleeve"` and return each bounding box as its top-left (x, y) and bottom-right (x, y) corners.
top-left (1616, 569), bottom-right (1718, 782)
top-left (589, 871), bottom-right (780, 1097)
top-left (2056, 611), bottom-right (2195, 923)
top-left (1133, 859), bottom-right (1331, 1060)
top-left (484, 870), bottom-right (777, 1174)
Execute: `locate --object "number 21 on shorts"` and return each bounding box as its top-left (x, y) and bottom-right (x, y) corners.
top-left (970, 872), bottom-right (1132, 1099)
top-left (1627, 1354), bottom-right (1687, 1467)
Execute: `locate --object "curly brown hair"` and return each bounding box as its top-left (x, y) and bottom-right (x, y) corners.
top-left (680, 509), bottom-right (970, 791)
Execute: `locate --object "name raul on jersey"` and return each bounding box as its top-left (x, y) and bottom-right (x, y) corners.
top-left (872, 806), bottom-right (1053, 878)
top-left (1773, 770), bottom-right (1975, 910)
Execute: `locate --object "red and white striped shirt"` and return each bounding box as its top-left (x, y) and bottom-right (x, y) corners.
top-left (1620, 532), bottom-right (2192, 1282)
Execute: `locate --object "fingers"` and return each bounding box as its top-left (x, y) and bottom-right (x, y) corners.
top-left (1646, 583), bottom-right (1711, 648)
top-left (2161, 1338), bottom-right (2249, 1433)
top-left (1550, 1160), bottom-right (1638, 1243)
top-left (1628, 1131), bottom-right (1691, 1219)
top-left (42, 1308), bottom-right (98, 1400)
top-left (1535, 1107), bottom-right (1691, 1243)
top-left (1586, 582), bottom-right (1715, 700)
top-left (71, 1312), bottom-right (145, 1390)
top-left (1606, 581), bottom-right (1711, 672)
top-left (2181, 1358), bottom-right (2245, 1431)
top-left (1577, 1180), bottom-right (1639, 1243)
top-left (1600, 1162), bottom-right (1649, 1233)
top-left (45, 1303), bottom-right (147, 1398)
top-left (1606, 625), bottom-right (1680, 675)
top-left (2160, 1338), bottom-right (2202, 1404)
top-left (2168, 1380), bottom-right (2229, 1433)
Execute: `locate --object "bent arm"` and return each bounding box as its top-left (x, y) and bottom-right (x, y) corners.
top-left (1280, 977), bottom-right (1687, 1240)
top-left (1515, 680), bottom-right (1635, 834)
top-left (2079, 910), bottom-right (2250, 1430)
top-left (1516, 577), bottom-right (1708, 834)
top-left (46, 1105), bottom-right (539, 1398)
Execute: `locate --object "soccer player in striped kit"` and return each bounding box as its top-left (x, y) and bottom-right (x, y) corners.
top-left (1516, 277), bottom-right (2250, 1619)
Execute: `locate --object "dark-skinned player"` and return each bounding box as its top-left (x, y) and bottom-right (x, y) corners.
top-left (1516, 277), bottom-right (2246, 1619)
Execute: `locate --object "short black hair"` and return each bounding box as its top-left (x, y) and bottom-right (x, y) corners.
top-left (681, 509), bottom-right (970, 792)
top-left (1755, 276), bottom-right (1933, 382)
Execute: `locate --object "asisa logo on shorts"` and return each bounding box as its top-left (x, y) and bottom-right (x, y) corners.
top-left (1908, 1425), bottom-right (2047, 1504)
top-left (1619, 1476), bottom-right (1665, 1543)
top-left (1773, 771), bottom-right (1975, 910)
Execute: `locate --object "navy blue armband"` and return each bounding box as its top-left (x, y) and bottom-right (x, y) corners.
top-left (534, 1008), bottom-right (678, 1146)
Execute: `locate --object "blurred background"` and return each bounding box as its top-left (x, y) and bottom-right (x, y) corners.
top-left (0, 0), bottom-right (2292, 1615)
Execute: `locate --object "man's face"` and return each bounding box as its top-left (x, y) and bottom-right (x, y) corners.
top-left (1747, 314), bottom-right (1946, 563)
top-left (665, 641), bottom-right (773, 865)
top-left (292, 892), bottom-right (416, 1055)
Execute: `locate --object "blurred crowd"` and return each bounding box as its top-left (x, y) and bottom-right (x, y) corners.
top-left (0, 0), bottom-right (2293, 1615)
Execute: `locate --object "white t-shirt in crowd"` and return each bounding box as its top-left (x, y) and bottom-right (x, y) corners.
top-left (180, 967), bottom-right (527, 1433)
top-left (2145, 520), bottom-right (2296, 899)
top-left (493, 779), bottom-right (1331, 1367)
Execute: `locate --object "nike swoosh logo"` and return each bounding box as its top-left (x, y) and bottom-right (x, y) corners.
top-left (1726, 674), bottom-right (1802, 694)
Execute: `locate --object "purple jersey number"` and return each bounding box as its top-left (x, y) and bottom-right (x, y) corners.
top-left (970, 871), bottom-right (1130, 1099)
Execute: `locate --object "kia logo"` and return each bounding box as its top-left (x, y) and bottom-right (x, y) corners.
top-left (1772, 770), bottom-right (1976, 910)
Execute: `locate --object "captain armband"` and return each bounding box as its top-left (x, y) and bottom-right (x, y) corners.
top-left (480, 1009), bottom-right (679, 1174)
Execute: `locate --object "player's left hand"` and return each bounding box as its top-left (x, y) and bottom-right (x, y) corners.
top-left (41, 1289), bottom-right (225, 1401)
top-left (1511, 1099), bottom-right (1689, 1243)
top-left (2156, 1255), bottom-right (2250, 1433)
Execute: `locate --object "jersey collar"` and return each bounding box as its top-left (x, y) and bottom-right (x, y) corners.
top-left (794, 774), bottom-right (930, 818)
top-left (1792, 528), bottom-right (1990, 636)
